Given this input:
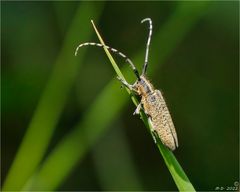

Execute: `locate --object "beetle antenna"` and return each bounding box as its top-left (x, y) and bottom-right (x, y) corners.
top-left (75, 42), bottom-right (140, 79)
top-left (141, 18), bottom-right (152, 75)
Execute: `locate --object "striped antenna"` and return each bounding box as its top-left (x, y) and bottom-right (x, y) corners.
top-left (75, 42), bottom-right (140, 79)
top-left (141, 18), bottom-right (152, 75)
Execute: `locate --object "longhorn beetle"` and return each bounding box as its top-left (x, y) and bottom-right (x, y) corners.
top-left (75, 18), bottom-right (178, 151)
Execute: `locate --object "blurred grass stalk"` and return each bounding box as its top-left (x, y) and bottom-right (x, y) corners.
top-left (2, 2), bottom-right (104, 191)
top-left (92, 123), bottom-right (143, 191)
top-left (23, 2), bottom-right (209, 191)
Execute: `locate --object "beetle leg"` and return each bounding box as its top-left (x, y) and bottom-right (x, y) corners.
top-left (147, 118), bottom-right (157, 143)
top-left (133, 103), bottom-right (142, 115)
top-left (151, 130), bottom-right (158, 144)
top-left (116, 76), bottom-right (137, 93)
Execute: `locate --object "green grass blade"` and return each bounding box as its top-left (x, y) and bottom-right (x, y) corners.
top-left (25, 2), bottom-right (209, 191)
top-left (2, 3), bottom-right (104, 191)
top-left (91, 20), bottom-right (195, 192)
top-left (157, 138), bottom-right (195, 191)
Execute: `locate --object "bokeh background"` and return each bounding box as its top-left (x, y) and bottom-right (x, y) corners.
top-left (1, 1), bottom-right (239, 191)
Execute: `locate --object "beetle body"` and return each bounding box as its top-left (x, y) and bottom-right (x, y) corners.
top-left (137, 76), bottom-right (178, 150)
top-left (75, 18), bottom-right (178, 151)
top-left (125, 75), bottom-right (178, 150)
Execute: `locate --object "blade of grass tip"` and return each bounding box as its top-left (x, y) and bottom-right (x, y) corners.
top-left (91, 20), bottom-right (139, 107)
top-left (26, 1), bottom-right (208, 191)
top-left (90, 21), bottom-right (128, 87)
top-left (91, 15), bottom-right (197, 192)
top-left (2, 3), bottom-right (104, 191)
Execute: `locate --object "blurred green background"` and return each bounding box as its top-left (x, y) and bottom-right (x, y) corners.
top-left (1, 1), bottom-right (239, 191)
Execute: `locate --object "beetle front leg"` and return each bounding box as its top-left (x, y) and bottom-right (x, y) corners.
top-left (116, 76), bottom-right (137, 93)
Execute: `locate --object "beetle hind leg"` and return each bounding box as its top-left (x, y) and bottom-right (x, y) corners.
top-left (133, 103), bottom-right (142, 115)
top-left (147, 118), bottom-right (158, 143)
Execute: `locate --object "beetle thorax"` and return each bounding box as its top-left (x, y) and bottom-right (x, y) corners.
top-left (134, 75), bottom-right (155, 97)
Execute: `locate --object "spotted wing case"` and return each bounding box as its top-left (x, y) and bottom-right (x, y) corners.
top-left (142, 90), bottom-right (178, 151)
